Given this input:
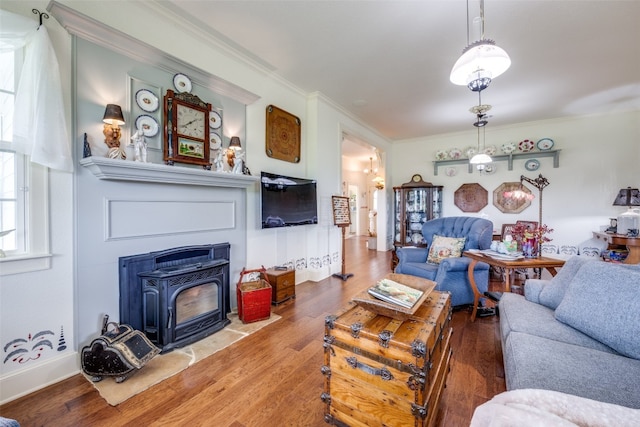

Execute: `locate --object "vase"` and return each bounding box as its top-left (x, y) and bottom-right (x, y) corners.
top-left (523, 238), bottom-right (538, 258)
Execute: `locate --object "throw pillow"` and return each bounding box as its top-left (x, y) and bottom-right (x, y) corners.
top-left (427, 235), bottom-right (466, 264)
top-left (555, 262), bottom-right (640, 359)
top-left (536, 256), bottom-right (594, 310)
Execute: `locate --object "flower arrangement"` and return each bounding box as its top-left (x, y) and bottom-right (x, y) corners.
top-left (510, 223), bottom-right (554, 244)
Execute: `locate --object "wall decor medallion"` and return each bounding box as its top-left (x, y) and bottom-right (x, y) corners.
top-left (265, 105), bottom-right (301, 163)
top-left (163, 89), bottom-right (211, 169)
top-left (454, 183), bottom-right (488, 212)
top-left (493, 182), bottom-right (533, 213)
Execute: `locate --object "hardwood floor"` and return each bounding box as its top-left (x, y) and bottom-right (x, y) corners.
top-left (0, 237), bottom-right (506, 426)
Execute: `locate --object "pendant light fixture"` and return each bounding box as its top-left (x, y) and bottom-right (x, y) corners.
top-left (469, 92), bottom-right (492, 169)
top-left (450, 0), bottom-right (511, 91)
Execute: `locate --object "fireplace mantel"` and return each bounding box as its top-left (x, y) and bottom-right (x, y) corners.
top-left (80, 156), bottom-right (259, 188)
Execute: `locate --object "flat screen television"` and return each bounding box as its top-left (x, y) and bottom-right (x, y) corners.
top-left (261, 172), bottom-right (318, 229)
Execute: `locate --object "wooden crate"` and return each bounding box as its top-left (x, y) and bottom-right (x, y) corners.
top-left (262, 268), bottom-right (296, 305)
top-left (322, 291), bottom-right (452, 427)
top-left (237, 268), bottom-right (272, 323)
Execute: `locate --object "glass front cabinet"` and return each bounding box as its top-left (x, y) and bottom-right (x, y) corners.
top-left (393, 176), bottom-right (443, 258)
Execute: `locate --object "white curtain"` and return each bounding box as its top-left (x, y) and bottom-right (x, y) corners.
top-left (0, 9), bottom-right (72, 172)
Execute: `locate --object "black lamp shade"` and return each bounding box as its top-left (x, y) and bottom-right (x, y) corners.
top-left (229, 136), bottom-right (242, 150)
top-left (613, 187), bottom-right (640, 207)
top-left (103, 104), bottom-right (125, 126)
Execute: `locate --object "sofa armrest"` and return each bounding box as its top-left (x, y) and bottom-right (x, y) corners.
top-left (396, 246), bottom-right (429, 264)
top-left (524, 278), bottom-right (551, 303)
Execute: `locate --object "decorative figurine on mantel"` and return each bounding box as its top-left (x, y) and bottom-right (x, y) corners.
top-left (213, 150), bottom-right (225, 172)
top-left (131, 129), bottom-right (147, 163)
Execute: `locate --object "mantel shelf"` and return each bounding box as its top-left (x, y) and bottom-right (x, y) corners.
top-left (433, 149), bottom-right (561, 175)
top-left (80, 156), bottom-right (259, 188)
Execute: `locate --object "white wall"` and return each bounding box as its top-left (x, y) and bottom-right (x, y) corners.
top-left (0, 0), bottom-right (77, 404)
top-left (390, 111), bottom-right (640, 249)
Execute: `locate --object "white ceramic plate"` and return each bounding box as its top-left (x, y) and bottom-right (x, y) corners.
top-left (518, 139), bottom-right (535, 152)
top-left (173, 73), bottom-right (192, 93)
top-left (449, 148), bottom-right (462, 160)
top-left (536, 138), bottom-right (555, 151)
top-left (464, 147), bottom-right (476, 158)
top-left (484, 145), bottom-right (496, 156)
top-left (135, 89), bottom-right (158, 113)
top-left (483, 164), bottom-right (497, 174)
top-left (501, 142), bottom-right (516, 154)
top-left (525, 159), bottom-right (540, 171)
top-left (209, 110), bottom-right (222, 129)
top-left (210, 132), bottom-right (222, 149)
top-left (435, 149), bottom-right (448, 160)
top-left (135, 114), bottom-right (159, 137)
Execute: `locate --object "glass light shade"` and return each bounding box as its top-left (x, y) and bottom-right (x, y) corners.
top-left (102, 104), bottom-right (125, 126)
top-left (469, 153), bottom-right (492, 164)
top-left (450, 41), bottom-right (511, 86)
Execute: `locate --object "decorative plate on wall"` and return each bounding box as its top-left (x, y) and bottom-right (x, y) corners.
top-left (265, 105), bottom-right (301, 163)
top-left (454, 183), bottom-right (488, 213)
top-left (493, 182), bottom-right (533, 214)
top-left (525, 159), bottom-right (540, 171)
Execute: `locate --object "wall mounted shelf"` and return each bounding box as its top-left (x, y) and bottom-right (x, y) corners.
top-left (433, 149), bottom-right (561, 175)
top-left (80, 157), bottom-right (259, 188)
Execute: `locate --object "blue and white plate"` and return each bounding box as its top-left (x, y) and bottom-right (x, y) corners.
top-left (525, 159), bottom-right (540, 171)
top-left (536, 138), bottom-right (555, 151)
top-left (135, 115), bottom-right (159, 137)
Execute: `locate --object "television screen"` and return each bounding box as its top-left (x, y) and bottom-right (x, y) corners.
top-left (261, 172), bottom-right (318, 229)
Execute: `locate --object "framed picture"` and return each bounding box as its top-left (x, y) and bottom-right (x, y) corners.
top-left (493, 182), bottom-right (532, 213)
top-left (265, 105), bottom-right (301, 163)
top-left (331, 196), bottom-right (351, 227)
top-left (454, 183), bottom-right (488, 212)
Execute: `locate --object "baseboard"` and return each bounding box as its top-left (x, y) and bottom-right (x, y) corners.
top-left (0, 351), bottom-right (79, 405)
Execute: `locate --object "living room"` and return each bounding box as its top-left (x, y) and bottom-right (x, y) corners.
top-left (1, 0), bottom-right (638, 423)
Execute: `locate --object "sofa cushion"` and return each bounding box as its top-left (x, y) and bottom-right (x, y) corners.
top-left (499, 293), bottom-right (616, 354)
top-left (504, 332), bottom-right (640, 409)
top-left (555, 262), bottom-right (640, 359)
top-left (536, 256), bottom-right (594, 309)
top-left (426, 235), bottom-right (466, 264)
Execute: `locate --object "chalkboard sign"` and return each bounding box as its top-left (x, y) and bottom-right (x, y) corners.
top-left (331, 196), bottom-right (351, 227)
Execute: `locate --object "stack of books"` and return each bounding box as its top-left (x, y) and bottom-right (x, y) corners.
top-left (367, 278), bottom-right (424, 309)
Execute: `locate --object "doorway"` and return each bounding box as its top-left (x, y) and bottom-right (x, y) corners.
top-left (341, 134), bottom-right (387, 250)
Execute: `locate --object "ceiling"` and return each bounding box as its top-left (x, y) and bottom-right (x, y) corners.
top-left (159, 0), bottom-right (640, 161)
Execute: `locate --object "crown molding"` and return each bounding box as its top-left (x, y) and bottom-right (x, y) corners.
top-left (47, 1), bottom-right (260, 106)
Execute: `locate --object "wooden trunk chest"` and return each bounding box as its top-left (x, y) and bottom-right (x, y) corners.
top-left (262, 268), bottom-right (296, 305)
top-left (322, 291), bottom-right (452, 427)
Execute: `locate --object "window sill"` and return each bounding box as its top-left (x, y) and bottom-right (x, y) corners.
top-left (0, 253), bottom-right (52, 276)
top-left (80, 157), bottom-right (259, 188)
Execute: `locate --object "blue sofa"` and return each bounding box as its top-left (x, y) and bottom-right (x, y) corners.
top-left (394, 216), bottom-right (493, 307)
top-left (500, 256), bottom-right (640, 408)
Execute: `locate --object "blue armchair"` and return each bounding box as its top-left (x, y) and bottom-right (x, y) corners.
top-left (395, 216), bottom-right (493, 307)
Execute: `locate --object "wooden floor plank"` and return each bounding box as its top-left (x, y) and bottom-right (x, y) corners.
top-left (0, 236), bottom-right (506, 426)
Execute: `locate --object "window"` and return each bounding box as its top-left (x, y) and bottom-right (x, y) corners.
top-left (0, 44), bottom-right (50, 274)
